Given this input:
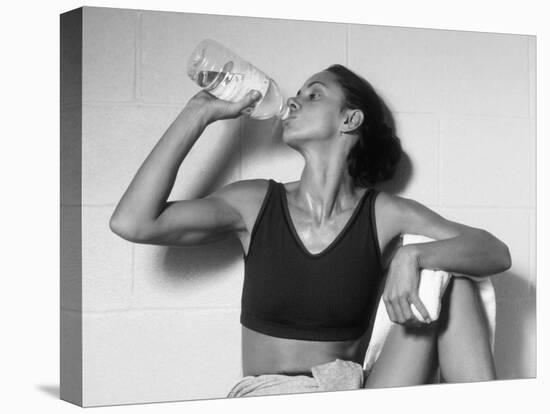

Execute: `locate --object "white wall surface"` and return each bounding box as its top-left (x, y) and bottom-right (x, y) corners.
top-left (66, 6), bottom-right (535, 406)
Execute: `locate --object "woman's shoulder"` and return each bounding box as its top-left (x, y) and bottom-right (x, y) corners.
top-left (372, 189), bottom-right (442, 239)
top-left (224, 178), bottom-right (273, 200)
top-left (369, 190), bottom-right (430, 262)
top-left (372, 189), bottom-right (424, 214)
top-left (221, 178), bottom-right (280, 213)
top-left (223, 179), bottom-right (283, 234)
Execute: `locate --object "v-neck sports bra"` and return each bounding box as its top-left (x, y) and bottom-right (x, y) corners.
top-left (240, 179), bottom-right (384, 341)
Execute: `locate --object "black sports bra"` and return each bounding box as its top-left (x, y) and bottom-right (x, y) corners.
top-left (240, 179), bottom-right (384, 341)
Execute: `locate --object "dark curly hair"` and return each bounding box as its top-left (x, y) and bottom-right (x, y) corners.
top-left (325, 64), bottom-right (402, 187)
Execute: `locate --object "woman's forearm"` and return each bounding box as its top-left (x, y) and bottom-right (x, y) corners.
top-left (109, 89), bottom-right (262, 239)
top-left (406, 229), bottom-right (512, 277)
top-left (109, 105), bottom-right (210, 236)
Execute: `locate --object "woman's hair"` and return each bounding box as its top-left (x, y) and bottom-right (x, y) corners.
top-left (325, 64), bottom-right (402, 187)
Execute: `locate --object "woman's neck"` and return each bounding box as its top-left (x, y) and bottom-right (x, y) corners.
top-left (292, 161), bottom-right (359, 225)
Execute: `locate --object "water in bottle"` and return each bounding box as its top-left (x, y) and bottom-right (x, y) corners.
top-left (187, 39), bottom-right (289, 120)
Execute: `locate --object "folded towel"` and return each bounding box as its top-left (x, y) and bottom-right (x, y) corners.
top-left (227, 359), bottom-right (365, 397)
top-left (403, 234), bottom-right (452, 322)
top-left (363, 234), bottom-right (496, 373)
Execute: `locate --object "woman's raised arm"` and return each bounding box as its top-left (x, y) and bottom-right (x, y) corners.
top-left (109, 89), bottom-right (262, 244)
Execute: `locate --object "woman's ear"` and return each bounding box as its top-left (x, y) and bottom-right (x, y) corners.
top-left (341, 109), bottom-right (364, 134)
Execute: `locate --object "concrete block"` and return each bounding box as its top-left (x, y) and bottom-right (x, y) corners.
top-left (170, 118), bottom-right (242, 199)
top-left (349, 25), bottom-right (530, 117)
top-left (529, 210), bottom-right (536, 297)
top-left (82, 104), bottom-right (240, 205)
top-left (140, 10), bottom-right (347, 103)
top-left (435, 31), bottom-right (529, 117)
top-left (61, 309), bottom-right (82, 406)
top-left (82, 7), bottom-right (137, 102)
top-left (386, 113), bottom-right (439, 205)
top-left (82, 206), bottom-right (133, 311)
top-left (528, 36), bottom-right (536, 120)
top-left (493, 296), bottom-right (536, 379)
top-left (241, 116), bottom-right (304, 182)
top-left (439, 116), bottom-right (532, 207)
top-left (61, 105), bottom-right (82, 206)
top-left (61, 205), bottom-right (82, 311)
top-left (438, 207), bottom-right (532, 300)
top-left (82, 309), bottom-right (241, 406)
top-left (349, 25), bottom-right (443, 114)
top-left (61, 8), bottom-right (82, 107)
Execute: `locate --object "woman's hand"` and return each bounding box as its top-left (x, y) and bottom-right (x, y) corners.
top-left (382, 245), bottom-right (432, 326)
top-left (185, 89), bottom-right (263, 125)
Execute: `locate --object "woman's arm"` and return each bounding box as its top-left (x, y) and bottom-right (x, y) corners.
top-left (386, 194), bottom-right (512, 277)
top-left (109, 100), bottom-right (208, 239)
top-left (408, 231), bottom-right (511, 277)
top-left (378, 192), bottom-right (511, 325)
top-left (109, 89), bottom-right (262, 242)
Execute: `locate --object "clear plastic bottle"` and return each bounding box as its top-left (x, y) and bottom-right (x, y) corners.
top-left (187, 39), bottom-right (290, 120)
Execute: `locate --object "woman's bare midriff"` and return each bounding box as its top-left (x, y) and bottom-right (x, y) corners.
top-left (241, 326), bottom-right (370, 376)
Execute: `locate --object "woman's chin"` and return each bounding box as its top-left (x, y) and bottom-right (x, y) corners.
top-left (281, 130), bottom-right (294, 144)
top-left (282, 132), bottom-right (302, 145)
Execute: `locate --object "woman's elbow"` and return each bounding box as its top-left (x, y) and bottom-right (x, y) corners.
top-left (109, 215), bottom-right (141, 242)
top-left (501, 242), bottom-right (512, 272)
top-left (485, 230), bottom-right (512, 273)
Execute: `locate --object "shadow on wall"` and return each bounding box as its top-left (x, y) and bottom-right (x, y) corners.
top-left (369, 96), bottom-right (413, 195)
top-left (492, 270), bottom-right (536, 380)
top-left (161, 236), bottom-right (243, 285)
top-left (376, 152), bottom-right (413, 195)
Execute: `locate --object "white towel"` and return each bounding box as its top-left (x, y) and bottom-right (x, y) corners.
top-left (227, 359), bottom-right (365, 397)
top-left (363, 234), bottom-right (496, 373)
top-left (403, 234), bottom-right (452, 322)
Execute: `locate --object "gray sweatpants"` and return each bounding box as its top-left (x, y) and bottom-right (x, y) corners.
top-left (227, 359), bottom-right (366, 398)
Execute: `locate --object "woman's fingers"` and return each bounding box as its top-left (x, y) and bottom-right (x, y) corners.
top-left (385, 293), bottom-right (429, 326)
top-left (384, 291), bottom-right (413, 324)
top-left (409, 293), bottom-right (432, 324)
top-left (398, 296), bottom-right (419, 325)
top-left (383, 294), bottom-right (398, 323)
top-left (383, 287), bottom-right (432, 326)
top-left (191, 89), bottom-right (263, 122)
top-left (238, 90), bottom-right (262, 115)
top-left (389, 296), bottom-right (406, 324)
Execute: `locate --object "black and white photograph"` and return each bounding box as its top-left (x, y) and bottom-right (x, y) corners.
top-left (57, 2), bottom-right (536, 410)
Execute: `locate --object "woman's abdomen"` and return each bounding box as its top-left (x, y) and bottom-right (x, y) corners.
top-left (241, 326), bottom-right (367, 376)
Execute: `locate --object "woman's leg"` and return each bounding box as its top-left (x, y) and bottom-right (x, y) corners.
top-left (365, 276), bottom-right (495, 388)
top-left (365, 322), bottom-right (439, 388)
top-left (436, 277), bottom-right (496, 382)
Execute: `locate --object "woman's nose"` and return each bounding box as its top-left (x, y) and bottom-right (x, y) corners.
top-left (287, 97), bottom-right (299, 111)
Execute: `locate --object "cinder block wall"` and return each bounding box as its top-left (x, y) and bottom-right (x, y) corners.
top-left (62, 6), bottom-right (536, 407)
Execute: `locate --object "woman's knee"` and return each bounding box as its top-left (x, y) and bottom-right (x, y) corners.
top-left (438, 277), bottom-right (481, 328)
top-left (436, 277), bottom-right (496, 382)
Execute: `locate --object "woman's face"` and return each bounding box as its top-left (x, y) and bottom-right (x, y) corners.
top-left (282, 71), bottom-right (347, 146)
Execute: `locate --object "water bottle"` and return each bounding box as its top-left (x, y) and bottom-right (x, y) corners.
top-left (187, 39), bottom-right (290, 120)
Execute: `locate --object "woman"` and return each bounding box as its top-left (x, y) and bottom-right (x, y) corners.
top-left (110, 64), bottom-right (511, 396)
